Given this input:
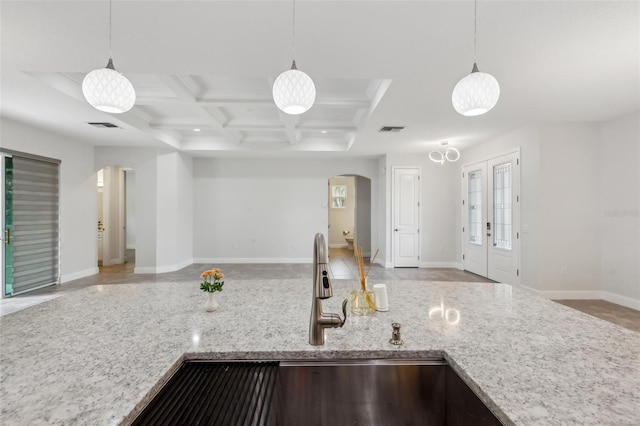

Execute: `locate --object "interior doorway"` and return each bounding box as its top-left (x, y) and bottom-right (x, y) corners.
top-left (392, 167), bottom-right (421, 267)
top-left (97, 166), bottom-right (136, 270)
top-left (462, 151), bottom-right (520, 284)
top-left (327, 175), bottom-right (371, 258)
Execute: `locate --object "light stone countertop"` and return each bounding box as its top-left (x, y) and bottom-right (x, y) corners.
top-left (1, 279), bottom-right (639, 425)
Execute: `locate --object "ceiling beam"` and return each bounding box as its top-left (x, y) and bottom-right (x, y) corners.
top-left (157, 75), bottom-right (196, 102)
top-left (195, 97), bottom-right (370, 109)
top-left (224, 123), bottom-right (357, 133)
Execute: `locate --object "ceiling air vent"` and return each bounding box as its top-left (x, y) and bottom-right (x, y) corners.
top-left (88, 122), bottom-right (119, 128)
top-left (379, 126), bottom-right (405, 133)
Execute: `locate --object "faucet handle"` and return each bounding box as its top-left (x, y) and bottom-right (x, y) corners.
top-left (340, 299), bottom-right (348, 327)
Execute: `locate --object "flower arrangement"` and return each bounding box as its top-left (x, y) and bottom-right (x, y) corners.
top-left (200, 268), bottom-right (225, 292)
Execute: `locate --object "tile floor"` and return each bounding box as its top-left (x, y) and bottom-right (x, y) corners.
top-left (2, 248), bottom-right (639, 334)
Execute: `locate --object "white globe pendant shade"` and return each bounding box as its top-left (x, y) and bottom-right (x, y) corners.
top-left (82, 59), bottom-right (136, 114)
top-left (452, 63), bottom-right (500, 117)
top-left (272, 61), bottom-right (316, 115)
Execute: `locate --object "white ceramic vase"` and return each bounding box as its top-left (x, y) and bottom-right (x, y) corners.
top-left (205, 292), bottom-right (219, 312)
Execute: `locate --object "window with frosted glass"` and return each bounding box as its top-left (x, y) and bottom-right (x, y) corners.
top-left (468, 171), bottom-right (482, 245)
top-left (493, 162), bottom-right (512, 249)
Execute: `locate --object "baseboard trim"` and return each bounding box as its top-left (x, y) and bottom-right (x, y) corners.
top-left (601, 291), bottom-right (640, 310)
top-left (540, 290), bottom-right (602, 300)
top-left (61, 267), bottom-right (99, 283)
top-left (419, 262), bottom-right (462, 269)
top-left (135, 259), bottom-right (193, 274)
top-left (193, 258), bottom-right (313, 264)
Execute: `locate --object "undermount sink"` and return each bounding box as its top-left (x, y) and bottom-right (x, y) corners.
top-left (131, 358), bottom-right (504, 426)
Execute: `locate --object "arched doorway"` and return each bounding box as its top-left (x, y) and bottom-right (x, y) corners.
top-left (328, 174), bottom-right (372, 259)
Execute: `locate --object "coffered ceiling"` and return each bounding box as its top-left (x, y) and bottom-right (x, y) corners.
top-left (1, 1), bottom-right (638, 158)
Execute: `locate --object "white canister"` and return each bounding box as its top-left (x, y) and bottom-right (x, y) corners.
top-left (372, 283), bottom-right (389, 312)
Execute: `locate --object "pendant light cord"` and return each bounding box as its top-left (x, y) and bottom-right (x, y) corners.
top-left (292, 0), bottom-right (296, 64)
top-left (109, 0), bottom-right (113, 59)
top-left (473, 0), bottom-right (477, 63)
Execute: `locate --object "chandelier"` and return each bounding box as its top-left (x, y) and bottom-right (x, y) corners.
top-left (429, 142), bottom-right (460, 165)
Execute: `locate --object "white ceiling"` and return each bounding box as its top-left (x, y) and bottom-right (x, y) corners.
top-left (1, 1), bottom-right (638, 158)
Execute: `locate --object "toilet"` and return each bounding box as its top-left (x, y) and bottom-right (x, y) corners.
top-left (345, 236), bottom-right (354, 250)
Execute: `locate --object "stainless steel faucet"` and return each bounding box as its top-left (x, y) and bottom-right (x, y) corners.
top-left (309, 233), bottom-right (347, 346)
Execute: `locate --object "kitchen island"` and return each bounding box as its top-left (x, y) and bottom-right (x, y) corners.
top-left (1, 279), bottom-right (639, 425)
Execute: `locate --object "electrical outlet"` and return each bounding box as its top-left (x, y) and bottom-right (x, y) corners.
top-left (560, 266), bottom-right (567, 276)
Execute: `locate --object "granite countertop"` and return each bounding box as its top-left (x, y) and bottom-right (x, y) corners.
top-left (1, 279), bottom-right (639, 425)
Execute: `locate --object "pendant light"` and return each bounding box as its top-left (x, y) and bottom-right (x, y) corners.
top-left (272, 0), bottom-right (316, 115)
top-left (82, 0), bottom-right (135, 114)
top-left (452, 0), bottom-right (499, 117)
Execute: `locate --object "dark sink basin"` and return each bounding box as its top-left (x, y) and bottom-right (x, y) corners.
top-left (130, 359), bottom-right (504, 426)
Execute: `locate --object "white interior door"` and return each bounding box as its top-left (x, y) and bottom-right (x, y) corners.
top-left (462, 162), bottom-right (488, 276)
top-left (393, 167), bottom-right (420, 267)
top-left (487, 153), bottom-right (520, 284)
top-left (463, 152), bottom-right (520, 284)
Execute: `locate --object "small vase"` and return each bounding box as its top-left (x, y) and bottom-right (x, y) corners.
top-left (205, 292), bottom-right (219, 312)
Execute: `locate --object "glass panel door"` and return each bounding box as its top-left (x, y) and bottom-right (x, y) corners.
top-left (3, 156), bottom-right (14, 296)
top-left (462, 162), bottom-right (487, 277)
top-left (492, 162), bottom-right (512, 250)
top-left (487, 152), bottom-right (520, 285)
top-left (468, 170), bottom-right (483, 245)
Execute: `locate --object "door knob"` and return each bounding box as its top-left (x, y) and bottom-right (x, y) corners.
top-left (394, 228), bottom-right (399, 232)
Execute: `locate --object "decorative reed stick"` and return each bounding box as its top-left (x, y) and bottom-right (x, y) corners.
top-left (354, 245), bottom-right (376, 309)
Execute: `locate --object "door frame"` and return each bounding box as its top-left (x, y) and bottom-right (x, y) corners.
top-left (101, 166), bottom-right (127, 266)
top-left (461, 149), bottom-right (521, 285)
top-left (1, 148), bottom-right (62, 296)
top-left (1, 153), bottom-right (7, 298)
top-left (391, 166), bottom-right (421, 268)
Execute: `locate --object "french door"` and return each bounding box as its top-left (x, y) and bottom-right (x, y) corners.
top-left (463, 152), bottom-right (520, 284)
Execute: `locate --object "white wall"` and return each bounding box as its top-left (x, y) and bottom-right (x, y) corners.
top-left (193, 158), bottom-right (378, 262)
top-left (155, 152), bottom-right (193, 272)
top-left (461, 118), bottom-right (639, 309)
top-left (600, 112), bottom-right (640, 308)
top-left (538, 123), bottom-right (602, 296)
top-left (355, 175), bottom-right (372, 255)
top-left (377, 157), bottom-right (388, 266)
top-left (94, 147), bottom-right (193, 273)
top-left (458, 125), bottom-right (541, 290)
top-left (125, 170), bottom-right (136, 249)
top-left (384, 153), bottom-right (459, 268)
top-left (328, 176), bottom-right (355, 248)
top-left (0, 117), bottom-right (98, 282)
